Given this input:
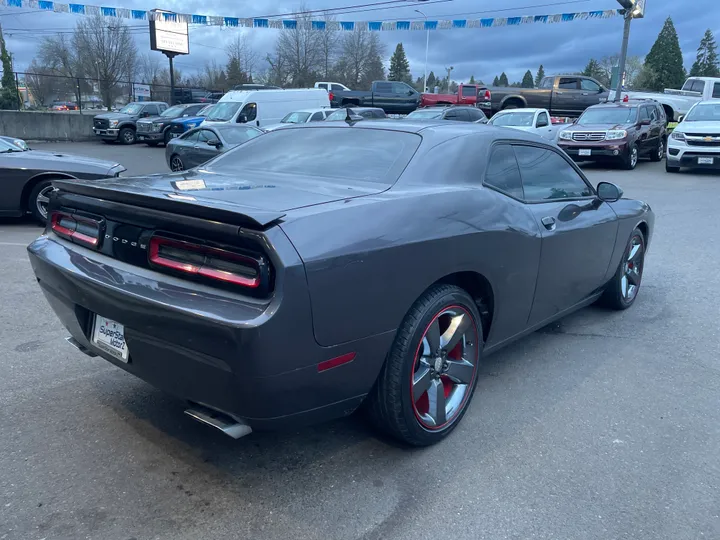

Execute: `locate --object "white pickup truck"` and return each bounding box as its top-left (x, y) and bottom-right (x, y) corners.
top-left (488, 108), bottom-right (569, 142)
top-left (614, 77), bottom-right (720, 122)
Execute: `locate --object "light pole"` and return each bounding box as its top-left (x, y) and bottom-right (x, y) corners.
top-left (415, 9), bottom-right (429, 92)
top-left (614, 0), bottom-right (645, 101)
top-left (445, 66), bottom-right (453, 92)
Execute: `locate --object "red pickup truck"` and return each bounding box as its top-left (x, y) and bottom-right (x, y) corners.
top-left (420, 84), bottom-right (490, 108)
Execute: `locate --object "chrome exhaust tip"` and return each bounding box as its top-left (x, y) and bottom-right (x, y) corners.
top-left (65, 336), bottom-right (97, 357)
top-left (184, 403), bottom-right (252, 439)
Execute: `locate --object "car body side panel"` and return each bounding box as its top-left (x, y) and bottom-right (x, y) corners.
top-left (281, 188), bottom-right (542, 348)
top-left (602, 198), bottom-right (654, 282)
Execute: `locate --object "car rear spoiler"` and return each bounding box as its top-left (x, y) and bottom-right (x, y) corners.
top-left (53, 179), bottom-right (286, 229)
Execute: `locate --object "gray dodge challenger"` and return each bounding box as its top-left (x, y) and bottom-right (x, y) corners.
top-left (27, 121), bottom-right (654, 446)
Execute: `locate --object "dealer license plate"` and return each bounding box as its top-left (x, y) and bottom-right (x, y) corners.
top-left (698, 157), bottom-right (714, 164)
top-left (579, 149), bottom-right (592, 156)
top-left (137, 135), bottom-right (145, 141)
top-left (92, 315), bottom-right (129, 362)
top-left (170, 133), bottom-right (179, 138)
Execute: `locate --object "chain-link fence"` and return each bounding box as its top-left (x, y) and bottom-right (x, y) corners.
top-left (2, 71), bottom-right (226, 112)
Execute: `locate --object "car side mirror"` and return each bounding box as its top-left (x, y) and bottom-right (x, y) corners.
top-left (207, 139), bottom-right (222, 148)
top-left (678, 115), bottom-right (685, 122)
top-left (639, 119), bottom-right (651, 126)
top-left (537, 120), bottom-right (549, 128)
top-left (596, 182), bottom-right (623, 202)
top-left (237, 114), bottom-right (248, 124)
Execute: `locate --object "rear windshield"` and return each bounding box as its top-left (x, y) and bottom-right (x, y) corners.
top-left (207, 127), bottom-right (421, 185)
top-left (281, 111), bottom-right (311, 124)
top-left (408, 109), bottom-right (443, 119)
top-left (578, 107), bottom-right (637, 125)
top-left (217, 125), bottom-right (263, 144)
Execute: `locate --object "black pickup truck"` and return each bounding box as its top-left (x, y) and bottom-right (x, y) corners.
top-left (477, 75), bottom-right (610, 117)
top-left (329, 80), bottom-right (421, 115)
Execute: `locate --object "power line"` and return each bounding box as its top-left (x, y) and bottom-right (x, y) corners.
top-left (252, 0), bottom-right (436, 19)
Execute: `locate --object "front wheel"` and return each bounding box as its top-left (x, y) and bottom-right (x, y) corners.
top-left (623, 143), bottom-right (639, 170)
top-left (119, 127), bottom-right (136, 145)
top-left (650, 138), bottom-right (665, 162)
top-left (600, 228), bottom-right (646, 310)
top-left (366, 284), bottom-right (483, 446)
top-left (665, 161), bottom-right (680, 173)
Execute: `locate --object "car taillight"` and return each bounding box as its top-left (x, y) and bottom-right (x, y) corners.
top-left (50, 211), bottom-right (101, 248)
top-left (148, 235), bottom-right (263, 289)
top-left (483, 90), bottom-right (491, 101)
top-left (329, 91), bottom-right (334, 101)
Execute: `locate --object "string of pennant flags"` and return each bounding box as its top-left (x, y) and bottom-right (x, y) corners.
top-left (0, 0), bottom-right (619, 30)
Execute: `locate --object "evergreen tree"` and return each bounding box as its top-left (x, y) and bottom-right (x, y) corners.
top-left (582, 58), bottom-right (603, 81)
top-left (226, 57), bottom-right (247, 87)
top-left (427, 71), bottom-right (437, 90)
top-left (388, 43), bottom-right (411, 84)
top-left (0, 24), bottom-right (18, 110)
top-left (498, 72), bottom-right (509, 86)
top-left (521, 70), bottom-right (534, 88)
top-left (690, 29), bottom-right (720, 77)
top-left (468, 75), bottom-right (476, 84)
top-left (643, 17), bottom-right (686, 91)
top-left (535, 64), bottom-right (546, 87)
top-left (492, 75), bottom-right (500, 86)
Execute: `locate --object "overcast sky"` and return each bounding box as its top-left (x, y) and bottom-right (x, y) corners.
top-left (1, 0), bottom-right (719, 84)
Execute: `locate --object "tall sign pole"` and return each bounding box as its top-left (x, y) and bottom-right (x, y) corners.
top-left (149, 9), bottom-right (189, 105)
top-left (614, 0), bottom-right (646, 101)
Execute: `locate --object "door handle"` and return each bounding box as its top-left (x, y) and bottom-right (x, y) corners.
top-left (555, 91), bottom-right (564, 95)
top-left (582, 92), bottom-right (589, 96)
top-left (541, 216), bottom-right (556, 231)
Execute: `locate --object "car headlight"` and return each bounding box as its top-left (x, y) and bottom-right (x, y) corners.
top-left (559, 131), bottom-right (573, 141)
top-left (108, 120), bottom-right (119, 128)
top-left (606, 130), bottom-right (627, 140)
top-left (671, 131), bottom-right (686, 141)
top-left (13, 139), bottom-right (27, 150)
top-left (152, 124), bottom-right (163, 132)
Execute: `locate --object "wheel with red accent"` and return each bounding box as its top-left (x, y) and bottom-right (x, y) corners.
top-left (367, 284), bottom-right (483, 446)
top-left (600, 227), bottom-right (645, 310)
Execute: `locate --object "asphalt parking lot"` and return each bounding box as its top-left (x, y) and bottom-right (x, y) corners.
top-left (1, 141), bottom-right (719, 540)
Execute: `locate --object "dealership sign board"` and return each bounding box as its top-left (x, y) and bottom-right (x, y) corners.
top-left (149, 10), bottom-right (189, 55)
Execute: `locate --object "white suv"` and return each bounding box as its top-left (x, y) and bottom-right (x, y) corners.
top-left (667, 100), bottom-right (720, 173)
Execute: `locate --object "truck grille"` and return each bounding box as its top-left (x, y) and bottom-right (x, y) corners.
top-left (136, 122), bottom-right (151, 133)
top-left (571, 132), bottom-right (606, 142)
top-left (94, 118), bottom-right (109, 129)
top-left (686, 134), bottom-right (720, 147)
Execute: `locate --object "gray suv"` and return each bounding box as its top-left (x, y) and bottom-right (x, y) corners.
top-left (93, 101), bottom-right (168, 144)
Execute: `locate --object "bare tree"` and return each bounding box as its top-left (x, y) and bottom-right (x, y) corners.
top-left (272, 7), bottom-right (324, 87)
top-left (38, 33), bottom-right (82, 103)
top-left (334, 27), bottom-right (385, 89)
top-left (73, 14), bottom-right (138, 108)
top-left (226, 33), bottom-right (258, 79)
top-left (25, 59), bottom-right (57, 106)
top-left (318, 14), bottom-right (340, 80)
top-left (624, 56), bottom-right (643, 88)
top-left (137, 53), bottom-right (162, 84)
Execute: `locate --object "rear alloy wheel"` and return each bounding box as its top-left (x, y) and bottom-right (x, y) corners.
top-left (367, 284), bottom-right (483, 446)
top-left (623, 144), bottom-right (639, 170)
top-left (28, 180), bottom-right (54, 224)
top-left (170, 155), bottom-right (184, 172)
top-left (600, 228), bottom-right (645, 310)
top-left (650, 138), bottom-right (665, 162)
top-left (119, 127), bottom-right (136, 145)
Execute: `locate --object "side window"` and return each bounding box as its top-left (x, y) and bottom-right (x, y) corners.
top-left (514, 145), bottom-right (592, 201)
top-left (639, 107), bottom-right (650, 122)
top-left (198, 129), bottom-right (215, 143)
top-left (581, 79), bottom-right (601, 92)
top-left (143, 104), bottom-right (159, 116)
top-left (461, 86), bottom-right (476, 97)
top-left (649, 106), bottom-right (658, 122)
top-left (373, 109), bottom-right (386, 118)
top-left (239, 102), bottom-right (257, 122)
top-left (158, 104), bottom-right (167, 113)
top-left (310, 112), bottom-right (325, 121)
top-left (691, 80), bottom-right (705, 93)
top-left (540, 78), bottom-right (554, 89)
top-left (391, 82), bottom-right (412, 94)
top-left (331, 84), bottom-right (344, 92)
top-left (713, 83), bottom-right (720, 99)
top-left (455, 109), bottom-right (472, 122)
top-left (185, 104), bottom-right (204, 116)
top-left (656, 105), bottom-right (666, 121)
top-left (537, 112), bottom-right (550, 127)
top-left (180, 130), bottom-right (200, 143)
top-left (374, 82), bottom-right (393, 93)
top-left (484, 145), bottom-right (524, 200)
top-left (317, 83), bottom-right (328, 90)
top-left (558, 78), bottom-right (579, 90)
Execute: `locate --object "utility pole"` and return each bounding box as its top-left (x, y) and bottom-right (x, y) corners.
top-left (445, 66), bottom-right (453, 92)
top-left (415, 9), bottom-right (429, 92)
top-left (614, 0), bottom-right (646, 101)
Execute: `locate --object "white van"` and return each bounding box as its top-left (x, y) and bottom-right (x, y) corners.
top-left (202, 89), bottom-right (330, 128)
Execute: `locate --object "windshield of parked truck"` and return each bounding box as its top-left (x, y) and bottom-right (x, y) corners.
top-left (490, 111), bottom-right (535, 127)
top-left (119, 104), bottom-right (143, 115)
top-left (578, 107), bottom-right (638, 125)
top-left (685, 103), bottom-right (720, 121)
top-left (206, 102), bottom-right (242, 122)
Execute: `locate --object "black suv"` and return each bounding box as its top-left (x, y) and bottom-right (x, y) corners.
top-left (135, 103), bottom-right (208, 147)
top-left (558, 99), bottom-right (667, 170)
top-left (93, 101), bottom-right (168, 145)
top-left (406, 105), bottom-right (488, 123)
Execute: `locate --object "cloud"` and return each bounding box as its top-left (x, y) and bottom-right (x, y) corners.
top-left (2, 0), bottom-right (718, 85)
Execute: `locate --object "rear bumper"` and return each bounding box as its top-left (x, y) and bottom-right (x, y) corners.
top-left (27, 235), bottom-right (392, 430)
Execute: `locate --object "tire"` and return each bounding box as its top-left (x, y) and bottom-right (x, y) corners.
top-left (163, 130), bottom-right (172, 146)
top-left (650, 138), bottom-right (665, 162)
top-left (146, 141), bottom-right (159, 147)
top-left (600, 228), bottom-right (646, 310)
top-left (101, 139), bottom-right (114, 144)
top-left (502, 103), bottom-right (520, 110)
top-left (169, 154), bottom-right (184, 172)
top-left (623, 143), bottom-right (639, 170)
top-left (118, 127), bottom-right (136, 145)
top-left (366, 284), bottom-right (483, 446)
top-left (665, 161), bottom-right (680, 173)
top-left (27, 179), bottom-right (54, 225)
